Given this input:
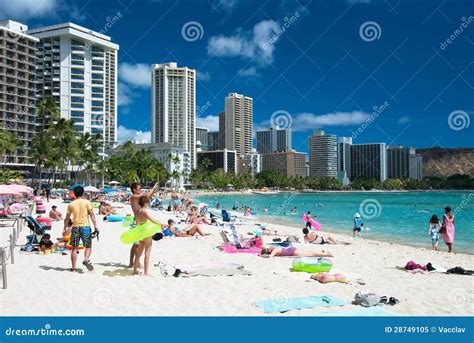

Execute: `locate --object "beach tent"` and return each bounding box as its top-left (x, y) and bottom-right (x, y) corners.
top-left (101, 188), bottom-right (119, 194)
top-left (84, 186), bottom-right (100, 192)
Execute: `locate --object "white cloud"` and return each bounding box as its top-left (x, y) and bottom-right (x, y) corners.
top-left (117, 82), bottom-right (136, 107)
top-left (398, 116), bottom-right (411, 124)
top-left (238, 66), bottom-right (259, 77)
top-left (119, 63), bottom-right (151, 88)
top-left (197, 70), bottom-right (211, 82)
top-left (259, 111), bottom-right (370, 132)
top-left (207, 19), bottom-right (279, 66)
top-left (117, 125), bottom-right (151, 143)
top-left (197, 115), bottom-right (219, 132)
top-left (0, 0), bottom-right (58, 19)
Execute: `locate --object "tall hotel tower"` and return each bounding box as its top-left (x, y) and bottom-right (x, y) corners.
top-left (0, 21), bottom-right (38, 167)
top-left (28, 23), bottom-right (119, 147)
top-left (151, 62), bottom-right (196, 169)
top-left (223, 93), bottom-right (253, 156)
top-left (308, 130), bottom-right (338, 178)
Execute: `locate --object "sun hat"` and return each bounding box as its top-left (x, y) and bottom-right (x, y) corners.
top-left (354, 213), bottom-right (361, 218)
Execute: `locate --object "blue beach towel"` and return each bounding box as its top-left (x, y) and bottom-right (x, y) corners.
top-left (253, 295), bottom-right (346, 313)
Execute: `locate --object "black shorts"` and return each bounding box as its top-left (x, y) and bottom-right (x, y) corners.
top-left (353, 227), bottom-right (361, 232)
top-left (70, 226), bottom-right (92, 248)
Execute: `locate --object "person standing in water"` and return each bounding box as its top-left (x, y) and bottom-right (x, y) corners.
top-left (353, 213), bottom-right (363, 238)
top-left (442, 207), bottom-right (455, 253)
top-left (428, 215), bottom-right (440, 251)
top-left (129, 182), bottom-right (158, 268)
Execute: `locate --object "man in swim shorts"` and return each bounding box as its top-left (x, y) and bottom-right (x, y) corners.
top-left (63, 186), bottom-right (99, 272)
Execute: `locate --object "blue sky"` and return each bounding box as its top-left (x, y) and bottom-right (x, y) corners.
top-left (2, 0), bottom-right (473, 151)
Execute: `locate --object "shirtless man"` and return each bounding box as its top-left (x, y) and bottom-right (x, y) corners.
top-left (128, 182), bottom-right (158, 268)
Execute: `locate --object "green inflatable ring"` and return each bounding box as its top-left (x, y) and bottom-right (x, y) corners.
top-left (120, 221), bottom-right (162, 244)
top-left (291, 257), bottom-right (333, 273)
top-left (91, 202), bottom-right (100, 209)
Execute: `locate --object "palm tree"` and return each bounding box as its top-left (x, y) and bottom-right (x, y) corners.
top-left (30, 131), bottom-right (51, 185)
top-left (0, 130), bottom-right (20, 165)
top-left (37, 98), bottom-right (60, 131)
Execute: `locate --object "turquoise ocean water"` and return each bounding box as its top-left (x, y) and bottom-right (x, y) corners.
top-left (196, 191), bottom-right (474, 253)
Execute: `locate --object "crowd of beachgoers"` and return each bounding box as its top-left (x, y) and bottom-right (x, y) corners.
top-left (0, 182), bottom-right (472, 316)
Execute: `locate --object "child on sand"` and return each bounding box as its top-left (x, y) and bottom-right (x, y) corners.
top-left (353, 213), bottom-right (363, 238)
top-left (428, 215), bottom-right (440, 251)
top-left (38, 234), bottom-right (54, 253)
top-left (305, 211), bottom-right (313, 229)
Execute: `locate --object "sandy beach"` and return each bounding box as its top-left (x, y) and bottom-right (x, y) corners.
top-left (1, 198), bottom-right (472, 316)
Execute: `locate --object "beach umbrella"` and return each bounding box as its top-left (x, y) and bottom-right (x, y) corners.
top-left (84, 186), bottom-right (100, 192)
top-left (102, 188), bottom-right (119, 194)
top-left (108, 181), bottom-right (120, 185)
top-left (69, 183), bottom-right (85, 191)
top-left (8, 184), bottom-right (32, 194)
top-left (0, 185), bottom-right (21, 196)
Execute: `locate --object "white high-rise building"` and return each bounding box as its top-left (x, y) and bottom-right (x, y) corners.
top-left (308, 130), bottom-right (338, 178)
top-left (0, 21), bottom-right (38, 167)
top-left (28, 23), bottom-right (119, 147)
top-left (151, 62), bottom-right (196, 169)
top-left (223, 93), bottom-right (253, 156)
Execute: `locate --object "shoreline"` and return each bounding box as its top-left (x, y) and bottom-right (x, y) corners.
top-left (192, 189), bottom-right (474, 197)
top-left (194, 192), bottom-right (473, 256)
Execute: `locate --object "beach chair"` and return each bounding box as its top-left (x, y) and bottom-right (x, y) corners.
top-left (24, 216), bottom-right (47, 244)
top-left (219, 224), bottom-right (245, 248)
top-left (221, 210), bottom-right (236, 222)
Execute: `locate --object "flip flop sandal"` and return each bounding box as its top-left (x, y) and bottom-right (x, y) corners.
top-left (379, 296), bottom-right (388, 304)
top-left (388, 297), bottom-right (400, 305)
top-left (70, 268), bottom-right (76, 272)
top-left (82, 260), bottom-right (94, 271)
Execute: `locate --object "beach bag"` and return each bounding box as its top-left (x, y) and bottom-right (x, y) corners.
top-left (439, 223), bottom-right (446, 234)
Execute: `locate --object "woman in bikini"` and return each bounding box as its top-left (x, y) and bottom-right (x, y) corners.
top-left (133, 196), bottom-right (167, 276)
top-left (302, 228), bottom-right (337, 245)
top-left (167, 219), bottom-right (205, 237)
top-left (260, 245), bottom-right (333, 258)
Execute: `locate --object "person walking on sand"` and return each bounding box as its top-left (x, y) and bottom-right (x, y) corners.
top-left (171, 191), bottom-right (181, 214)
top-left (305, 211), bottom-right (313, 229)
top-left (133, 195), bottom-right (167, 276)
top-left (63, 186), bottom-right (99, 272)
top-left (428, 214), bottom-right (441, 251)
top-left (442, 207), bottom-right (455, 253)
top-left (129, 182), bottom-right (158, 268)
top-left (353, 213), bottom-right (363, 238)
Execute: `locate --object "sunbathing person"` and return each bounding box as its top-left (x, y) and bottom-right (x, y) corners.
top-left (99, 202), bottom-right (117, 216)
top-left (49, 205), bottom-right (63, 221)
top-left (167, 219), bottom-right (205, 237)
top-left (260, 245), bottom-right (333, 258)
top-left (302, 228), bottom-right (337, 245)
